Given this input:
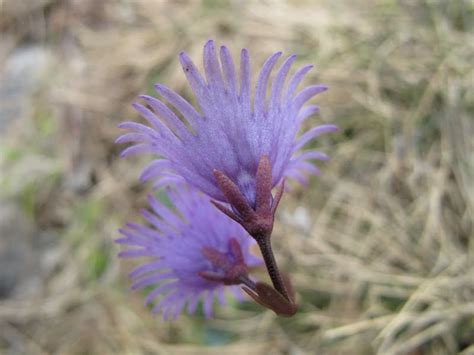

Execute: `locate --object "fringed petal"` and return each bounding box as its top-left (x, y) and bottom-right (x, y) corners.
top-left (154, 83), bottom-right (202, 129)
top-left (132, 274), bottom-right (174, 291)
top-left (187, 291), bottom-right (201, 315)
top-left (293, 150), bottom-right (329, 162)
top-left (128, 260), bottom-right (166, 279)
top-left (179, 51), bottom-right (210, 109)
top-left (203, 290), bottom-right (215, 318)
top-left (254, 52), bottom-right (282, 118)
top-left (293, 124), bottom-right (338, 152)
top-left (284, 64), bottom-right (313, 102)
top-left (139, 95), bottom-right (191, 139)
top-left (118, 248), bottom-right (156, 258)
top-left (115, 132), bottom-right (150, 144)
top-left (145, 282), bottom-right (177, 305)
top-left (119, 143), bottom-right (154, 158)
top-left (203, 40), bottom-right (225, 92)
top-left (147, 194), bottom-right (183, 227)
top-left (219, 45), bottom-right (237, 95)
top-left (118, 121), bottom-right (160, 138)
top-left (132, 103), bottom-right (175, 141)
top-left (239, 48), bottom-right (251, 116)
top-left (269, 55), bottom-right (296, 112)
top-left (296, 104), bottom-right (320, 124)
top-left (292, 85), bottom-right (327, 112)
top-left (139, 159), bottom-right (173, 182)
top-left (151, 175), bottom-right (184, 190)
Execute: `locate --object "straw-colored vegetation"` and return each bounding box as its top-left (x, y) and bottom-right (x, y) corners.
top-left (0, 1), bottom-right (472, 354)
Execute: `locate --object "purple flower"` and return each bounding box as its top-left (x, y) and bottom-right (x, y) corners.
top-left (117, 40), bottom-right (337, 209)
top-left (116, 186), bottom-right (262, 320)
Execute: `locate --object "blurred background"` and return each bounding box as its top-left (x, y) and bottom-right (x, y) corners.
top-left (0, 0), bottom-right (473, 354)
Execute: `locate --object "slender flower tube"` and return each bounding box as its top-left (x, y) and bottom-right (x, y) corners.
top-left (116, 186), bottom-right (262, 320)
top-left (117, 40), bottom-right (337, 212)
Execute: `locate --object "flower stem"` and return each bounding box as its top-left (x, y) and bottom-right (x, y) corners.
top-left (256, 236), bottom-right (289, 300)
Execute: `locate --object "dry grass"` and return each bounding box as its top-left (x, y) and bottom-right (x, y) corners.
top-left (0, 0), bottom-right (473, 354)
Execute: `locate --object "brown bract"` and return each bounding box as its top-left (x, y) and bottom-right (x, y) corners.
top-left (212, 155), bottom-right (296, 315)
top-left (199, 238), bottom-right (249, 286)
top-left (242, 273), bottom-right (297, 317)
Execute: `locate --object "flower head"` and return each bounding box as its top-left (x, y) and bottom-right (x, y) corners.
top-left (117, 40), bottom-right (337, 209)
top-left (116, 186), bottom-right (261, 320)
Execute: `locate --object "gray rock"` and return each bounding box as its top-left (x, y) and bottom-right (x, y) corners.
top-left (0, 45), bottom-right (50, 133)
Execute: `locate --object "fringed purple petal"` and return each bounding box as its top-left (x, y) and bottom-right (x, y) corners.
top-left (132, 274), bottom-right (174, 291)
top-left (128, 260), bottom-right (165, 279)
top-left (140, 208), bottom-right (171, 233)
top-left (170, 295), bottom-right (188, 320)
top-left (294, 150), bottom-right (329, 162)
top-left (292, 85), bottom-right (328, 112)
top-left (203, 291), bottom-right (215, 318)
top-left (254, 52), bottom-right (282, 119)
top-left (293, 124), bottom-right (338, 152)
top-left (179, 51), bottom-right (210, 109)
top-left (292, 161), bottom-right (320, 175)
top-left (118, 248), bottom-right (155, 258)
top-left (115, 132), bottom-right (150, 144)
top-left (115, 232), bottom-right (156, 248)
top-left (239, 48), bottom-right (251, 115)
top-left (297, 104), bottom-right (320, 124)
top-left (154, 83), bottom-right (201, 129)
top-left (125, 223), bottom-right (163, 239)
top-left (147, 194), bottom-right (183, 227)
top-left (139, 95), bottom-right (191, 139)
top-left (187, 291), bottom-right (201, 315)
top-left (151, 175), bottom-right (184, 190)
top-left (203, 40), bottom-right (225, 92)
top-left (131, 103), bottom-right (175, 141)
top-left (284, 64), bottom-right (313, 102)
top-left (216, 287), bottom-right (226, 306)
top-left (287, 169), bottom-right (309, 186)
top-left (117, 121), bottom-right (160, 137)
top-left (144, 282), bottom-right (177, 304)
top-left (159, 290), bottom-right (188, 320)
top-left (139, 160), bottom-right (173, 182)
top-left (269, 55), bottom-right (296, 112)
top-left (219, 45), bottom-right (237, 95)
top-left (119, 144), bottom-right (155, 158)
